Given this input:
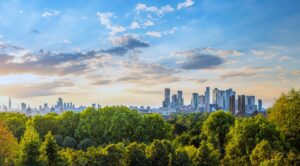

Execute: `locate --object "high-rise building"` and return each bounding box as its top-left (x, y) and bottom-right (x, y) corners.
top-left (246, 96), bottom-right (256, 112)
top-left (57, 97), bottom-right (63, 112)
top-left (216, 90), bottom-right (225, 110)
top-left (171, 94), bottom-right (178, 108)
top-left (229, 95), bottom-right (235, 115)
top-left (177, 90), bottom-right (184, 107)
top-left (205, 87), bottom-right (210, 112)
top-left (9, 97), bottom-right (11, 110)
top-left (21, 102), bottom-right (27, 111)
top-left (163, 88), bottom-right (171, 108)
top-left (238, 95), bottom-right (246, 115)
top-left (225, 89), bottom-right (233, 111)
top-left (192, 93), bottom-right (199, 110)
top-left (258, 99), bottom-right (262, 112)
top-left (213, 88), bottom-right (218, 104)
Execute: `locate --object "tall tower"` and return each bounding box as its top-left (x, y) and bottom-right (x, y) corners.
top-left (8, 97), bottom-right (11, 110)
top-left (163, 88), bottom-right (171, 108)
top-left (177, 90), bottom-right (184, 107)
top-left (213, 88), bottom-right (218, 104)
top-left (205, 87), bottom-right (210, 112)
top-left (229, 95), bottom-right (235, 115)
top-left (192, 93), bottom-right (199, 110)
top-left (238, 95), bottom-right (246, 115)
top-left (258, 99), bottom-right (262, 112)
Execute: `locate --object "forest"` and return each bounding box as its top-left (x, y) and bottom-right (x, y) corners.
top-left (0, 89), bottom-right (299, 166)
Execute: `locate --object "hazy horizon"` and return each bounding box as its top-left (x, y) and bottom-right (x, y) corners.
top-left (0, 0), bottom-right (299, 108)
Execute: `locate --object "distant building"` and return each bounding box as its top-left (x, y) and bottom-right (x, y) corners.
top-left (171, 94), bottom-right (178, 108)
top-left (205, 87), bottom-right (210, 112)
top-left (216, 90), bottom-right (225, 110)
top-left (229, 95), bottom-right (235, 114)
top-left (238, 95), bottom-right (246, 115)
top-left (213, 88), bottom-right (218, 104)
top-left (177, 90), bottom-right (184, 107)
top-left (192, 93), bottom-right (199, 110)
top-left (9, 97), bottom-right (11, 110)
top-left (258, 99), bottom-right (263, 112)
top-left (163, 88), bottom-right (171, 108)
top-left (21, 102), bottom-right (27, 111)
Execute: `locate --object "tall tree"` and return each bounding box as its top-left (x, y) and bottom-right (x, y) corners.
top-left (268, 89), bottom-right (300, 150)
top-left (41, 131), bottom-right (61, 166)
top-left (19, 120), bottom-right (42, 166)
top-left (146, 140), bottom-right (172, 166)
top-left (193, 142), bottom-right (220, 166)
top-left (125, 142), bottom-right (149, 166)
top-left (0, 121), bottom-right (18, 165)
top-left (201, 111), bottom-right (235, 157)
top-left (171, 147), bottom-right (192, 166)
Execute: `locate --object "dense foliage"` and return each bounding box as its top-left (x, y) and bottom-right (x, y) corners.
top-left (0, 89), bottom-right (299, 165)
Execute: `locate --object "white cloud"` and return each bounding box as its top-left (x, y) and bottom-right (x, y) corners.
top-left (143, 20), bottom-right (154, 27)
top-left (163, 27), bottom-right (178, 35)
top-left (96, 12), bottom-right (126, 36)
top-left (177, 0), bottom-right (195, 9)
top-left (145, 31), bottom-right (162, 38)
top-left (135, 3), bottom-right (174, 16)
top-left (63, 39), bottom-right (71, 44)
top-left (279, 56), bottom-right (291, 61)
top-left (130, 21), bottom-right (141, 29)
top-left (42, 10), bottom-right (61, 17)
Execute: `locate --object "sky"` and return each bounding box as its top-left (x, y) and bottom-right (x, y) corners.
top-left (0, 0), bottom-right (300, 108)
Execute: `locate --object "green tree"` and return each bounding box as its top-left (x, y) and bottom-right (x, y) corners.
top-left (59, 148), bottom-right (87, 165)
top-left (62, 136), bottom-right (77, 149)
top-left (57, 111), bottom-right (80, 138)
top-left (222, 115), bottom-right (285, 165)
top-left (142, 114), bottom-right (172, 142)
top-left (85, 147), bottom-right (106, 166)
top-left (146, 140), bottom-right (172, 166)
top-left (201, 110), bottom-right (235, 157)
top-left (268, 89), bottom-right (300, 150)
top-left (77, 138), bottom-right (96, 151)
top-left (171, 147), bottom-right (192, 166)
top-left (19, 120), bottom-right (42, 166)
top-left (193, 142), bottom-right (220, 166)
top-left (250, 140), bottom-right (273, 166)
top-left (32, 113), bottom-right (59, 139)
top-left (41, 131), bottom-right (61, 166)
top-left (0, 121), bottom-right (18, 165)
top-left (125, 142), bottom-right (149, 166)
top-left (103, 143), bottom-right (126, 166)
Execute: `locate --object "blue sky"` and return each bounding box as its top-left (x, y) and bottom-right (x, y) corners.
top-left (0, 0), bottom-right (299, 108)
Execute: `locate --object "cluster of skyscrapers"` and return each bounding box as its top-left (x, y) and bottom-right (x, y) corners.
top-left (162, 87), bottom-right (264, 116)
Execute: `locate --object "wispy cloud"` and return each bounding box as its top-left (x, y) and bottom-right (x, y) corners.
top-left (135, 3), bottom-right (174, 16)
top-left (96, 12), bottom-right (126, 36)
top-left (42, 9), bottom-right (61, 17)
top-left (177, 0), bottom-right (195, 9)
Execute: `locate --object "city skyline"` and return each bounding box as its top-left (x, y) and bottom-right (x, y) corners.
top-left (1, 0), bottom-right (300, 107)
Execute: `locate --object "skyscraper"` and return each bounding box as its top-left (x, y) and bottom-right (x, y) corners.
top-left (205, 87), bottom-right (210, 112)
top-left (177, 90), bottom-right (184, 107)
top-left (21, 102), bottom-right (27, 111)
top-left (192, 93), bottom-right (199, 110)
top-left (163, 88), bottom-right (171, 108)
top-left (238, 95), bottom-right (246, 115)
top-left (229, 95), bottom-right (235, 115)
top-left (8, 97), bottom-right (11, 110)
top-left (171, 94), bottom-right (178, 108)
top-left (246, 96), bottom-right (256, 112)
top-left (213, 88), bottom-right (218, 104)
top-left (225, 89), bottom-right (233, 111)
top-left (258, 99), bottom-right (262, 112)
top-left (216, 90), bottom-right (225, 110)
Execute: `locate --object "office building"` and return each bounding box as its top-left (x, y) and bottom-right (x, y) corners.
top-left (171, 94), bottom-right (178, 108)
top-left (216, 90), bottom-right (225, 110)
top-left (205, 87), bottom-right (210, 112)
top-left (177, 90), bottom-right (184, 107)
top-left (258, 99), bottom-right (262, 112)
top-left (192, 93), bottom-right (199, 110)
top-left (213, 88), bottom-right (218, 104)
top-left (163, 88), bottom-right (171, 108)
top-left (238, 95), bottom-right (246, 115)
top-left (229, 95), bottom-right (235, 114)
